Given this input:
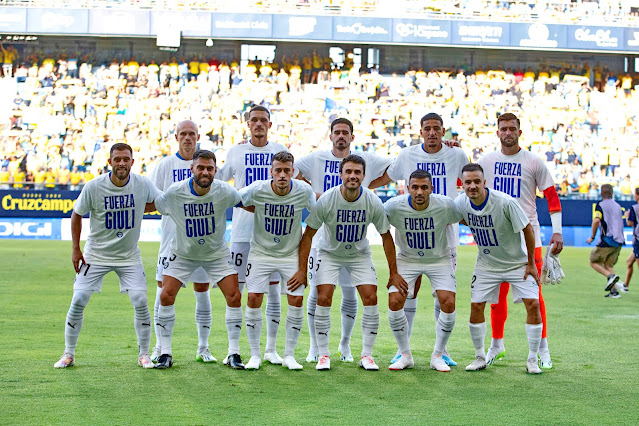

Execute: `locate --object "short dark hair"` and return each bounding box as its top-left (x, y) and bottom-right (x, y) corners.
top-left (409, 169), bottom-right (432, 184)
top-left (634, 187), bottom-right (639, 196)
top-left (462, 163), bottom-right (484, 175)
top-left (110, 143), bottom-right (133, 156)
top-left (192, 149), bottom-right (217, 163)
top-left (601, 183), bottom-right (613, 199)
top-left (272, 151), bottom-right (294, 165)
top-left (497, 113), bottom-right (520, 128)
top-left (420, 113), bottom-right (443, 127)
top-left (331, 118), bottom-right (354, 134)
top-left (249, 105), bottom-right (271, 119)
top-left (340, 154), bottom-right (366, 174)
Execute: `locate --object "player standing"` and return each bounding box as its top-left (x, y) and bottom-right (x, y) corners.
top-left (149, 120), bottom-right (216, 364)
top-left (217, 106), bottom-right (289, 365)
top-left (384, 170), bottom-right (463, 371)
top-left (289, 154), bottom-right (406, 371)
top-left (295, 118), bottom-right (391, 362)
top-left (240, 152), bottom-right (316, 370)
top-left (149, 150), bottom-right (245, 369)
top-left (456, 164), bottom-right (543, 374)
top-left (479, 113), bottom-right (563, 369)
top-left (54, 143), bottom-right (160, 369)
top-left (623, 187), bottom-right (639, 293)
top-left (371, 112), bottom-right (468, 366)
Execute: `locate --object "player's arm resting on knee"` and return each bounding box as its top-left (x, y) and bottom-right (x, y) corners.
top-left (71, 212), bottom-right (85, 273)
top-left (382, 231), bottom-right (408, 295)
top-left (543, 186), bottom-right (563, 254)
top-left (287, 226), bottom-right (317, 291)
top-left (523, 224), bottom-right (540, 285)
top-left (368, 171), bottom-right (391, 190)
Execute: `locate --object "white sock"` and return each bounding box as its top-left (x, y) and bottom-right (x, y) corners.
top-left (194, 290), bottom-right (211, 351)
top-left (526, 323), bottom-right (543, 360)
top-left (433, 297), bottom-right (441, 322)
top-left (265, 284), bottom-right (281, 353)
top-left (157, 304), bottom-right (176, 356)
top-left (450, 247), bottom-right (457, 272)
top-left (153, 286), bottom-right (162, 349)
top-left (539, 337), bottom-right (548, 351)
top-left (404, 297), bottom-right (418, 339)
top-left (491, 337), bottom-right (504, 350)
top-left (64, 290), bottom-right (92, 355)
top-left (128, 290), bottom-right (151, 356)
top-left (388, 308), bottom-right (410, 354)
top-left (469, 322), bottom-right (486, 359)
top-left (225, 306), bottom-right (242, 355)
top-left (284, 305), bottom-right (303, 357)
top-left (361, 305), bottom-right (379, 357)
top-left (314, 305), bottom-right (331, 357)
top-left (433, 310), bottom-right (456, 356)
top-left (340, 286), bottom-right (358, 354)
top-left (245, 306), bottom-right (262, 357)
top-left (306, 286), bottom-right (318, 354)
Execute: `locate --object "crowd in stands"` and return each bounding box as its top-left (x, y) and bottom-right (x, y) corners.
top-left (0, 50), bottom-right (638, 200)
top-left (1, 0), bottom-right (638, 23)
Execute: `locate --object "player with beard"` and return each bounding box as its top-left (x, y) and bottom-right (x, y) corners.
top-left (149, 120), bottom-right (216, 364)
top-left (54, 143), bottom-right (160, 369)
top-left (295, 118), bottom-right (391, 363)
top-left (217, 106), bottom-right (289, 366)
top-left (479, 113), bottom-right (563, 369)
top-left (371, 112), bottom-right (468, 367)
top-left (148, 150), bottom-right (245, 369)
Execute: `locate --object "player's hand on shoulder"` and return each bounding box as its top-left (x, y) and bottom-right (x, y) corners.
top-left (287, 270), bottom-right (307, 292)
top-left (72, 248), bottom-right (85, 273)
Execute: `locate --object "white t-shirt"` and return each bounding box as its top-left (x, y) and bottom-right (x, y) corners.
top-left (305, 185), bottom-right (390, 258)
top-left (239, 179), bottom-right (315, 258)
top-left (384, 194), bottom-right (462, 264)
top-left (479, 149), bottom-right (555, 247)
top-left (149, 153), bottom-right (193, 254)
top-left (386, 144), bottom-right (469, 198)
top-left (296, 150), bottom-right (392, 193)
top-left (216, 141), bottom-right (288, 242)
top-left (154, 178), bottom-right (241, 261)
top-left (454, 189), bottom-right (530, 272)
top-left (74, 173), bottom-right (160, 266)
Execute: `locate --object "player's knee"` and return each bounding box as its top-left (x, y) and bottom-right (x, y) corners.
top-left (440, 299), bottom-right (455, 313)
top-left (225, 290), bottom-right (242, 307)
top-left (317, 293), bottom-right (332, 307)
top-left (288, 295), bottom-right (303, 308)
top-left (247, 292), bottom-right (262, 308)
top-left (160, 291), bottom-right (176, 306)
top-left (388, 292), bottom-right (405, 311)
top-left (128, 290), bottom-right (147, 308)
top-left (71, 290), bottom-right (92, 307)
top-left (360, 293), bottom-right (377, 306)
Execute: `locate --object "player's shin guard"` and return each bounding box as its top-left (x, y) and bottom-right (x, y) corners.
top-left (128, 290), bottom-right (151, 355)
top-left (434, 310), bottom-right (456, 356)
top-left (314, 305), bottom-right (331, 357)
top-left (469, 322), bottom-right (486, 359)
top-left (404, 297), bottom-right (418, 339)
top-left (225, 306), bottom-right (242, 355)
top-left (490, 282), bottom-right (509, 339)
top-left (307, 286), bottom-right (318, 353)
top-left (244, 307), bottom-right (263, 357)
top-left (265, 284), bottom-right (281, 353)
top-left (157, 305), bottom-right (176, 355)
top-left (361, 305), bottom-right (379, 357)
top-left (64, 290), bottom-right (92, 355)
top-left (340, 287), bottom-right (358, 351)
top-left (525, 323), bottom-right (543, 360)
top-left (194, 289), bottom-right (212, 350)
top-left (284, 305), bottom-right (303, 357)
top-left (388, 308), bottom-right (410, 354)
top-left (153, 286), bottom-right (162, 348)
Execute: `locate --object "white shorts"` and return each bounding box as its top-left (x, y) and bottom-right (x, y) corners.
top-left (471, 267), bottom-right (539, 304)
top-left (156, 251), bottom-right (209, 286)
top-left (230, 242), bottom-right (280, 284)
top-left (74, 262), bottom-right (147, 293)
top-left (163, 253), bottom-right (237, 287)
top-left (308, 247), bottom-right (352, 288)
top-left (315, 251), bottom-right (377, 287)
top-left (389, 258), bottom-right (456, 299)
top-left (246, 254), bottom-right (304, 297)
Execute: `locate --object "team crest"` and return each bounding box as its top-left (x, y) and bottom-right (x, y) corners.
top-left (116, 231), bottom-right (123, 238)
top-left (198, 239), bottom-right (205, 245)
top-left (274, 237), bottom-right (280, 243)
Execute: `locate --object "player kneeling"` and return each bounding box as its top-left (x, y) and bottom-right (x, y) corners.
top-left (240, 152), bottom-right (316, 370)
top-left (456, 164), bottom-right (543, 374)
top-left (384, 170), bottom-right (463, 371)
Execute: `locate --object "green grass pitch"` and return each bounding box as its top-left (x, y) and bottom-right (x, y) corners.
top-left (1, 241), bottom-right (638, 425)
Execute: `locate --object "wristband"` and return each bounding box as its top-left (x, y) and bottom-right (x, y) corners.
top-left (550, 212), bottom-right (562, 235)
